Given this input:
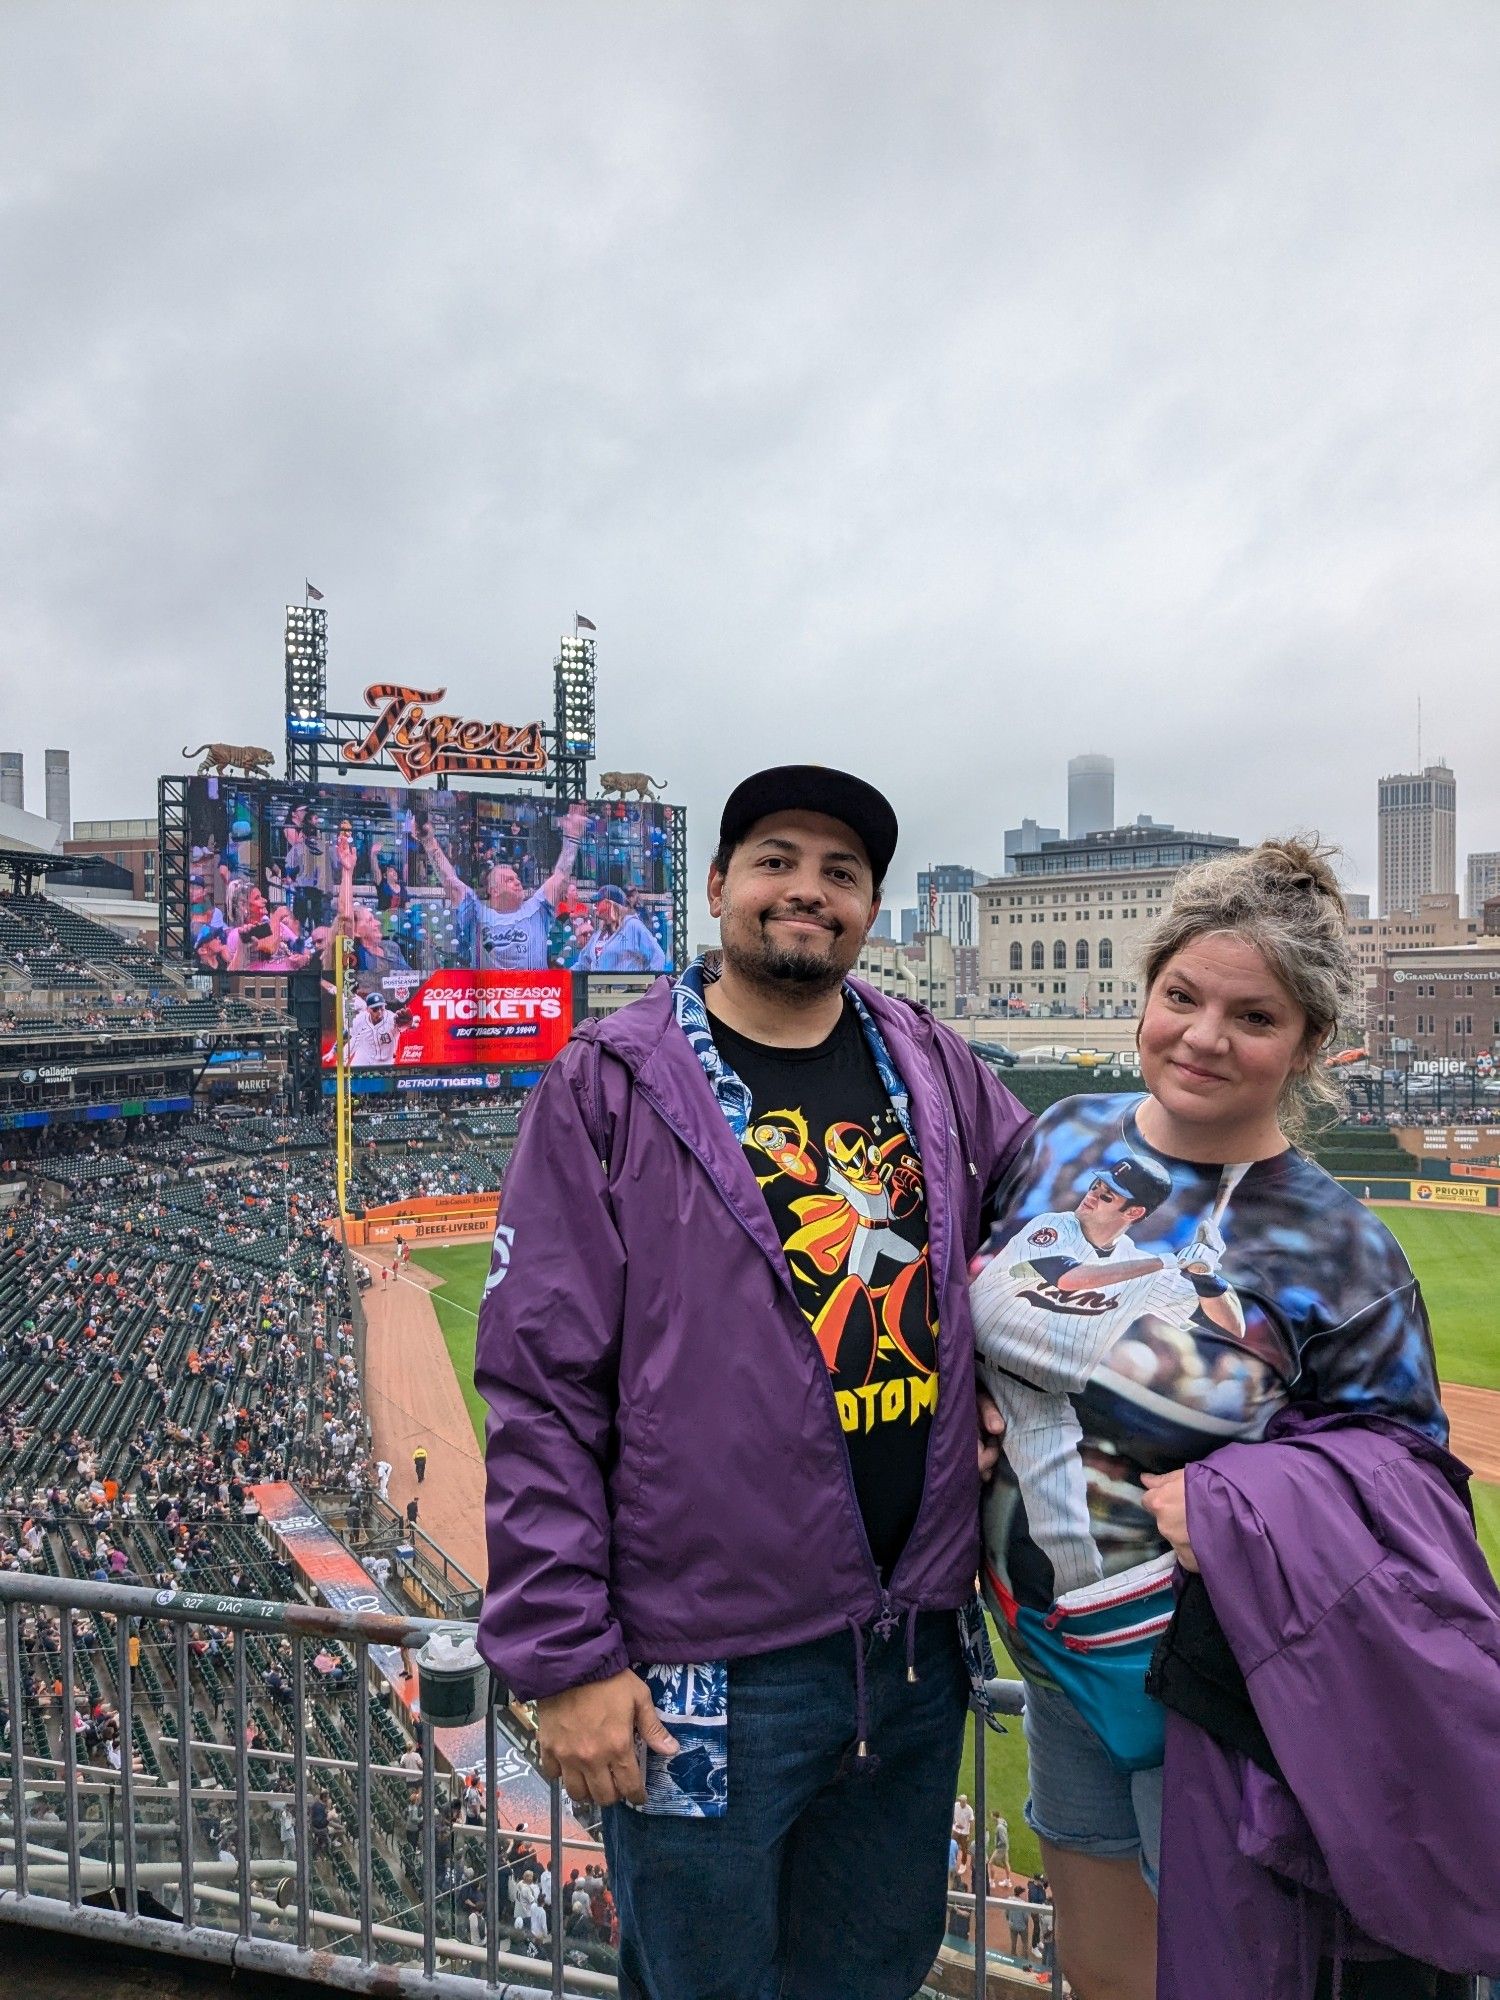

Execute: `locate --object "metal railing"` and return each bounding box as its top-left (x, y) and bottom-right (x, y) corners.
top-left (0, 1571), bottom-right (611, 1997)
top-left (0, 1570), bottom-right (1071, 1999)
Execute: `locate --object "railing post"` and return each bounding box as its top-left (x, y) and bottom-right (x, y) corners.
top-left (420, 1698), bottom-right (437, 1980)
top-left (549, 1775), bottom-right (564, 2000)
top-left (291, 1633), bottom-right (311, 1952)
top-left (970, 1698), bottom-right (987, 1999)
top-left (173, 1621), bottom-right (194, 1930)
top-left (355, 1643), bottom-right (373, 1965)
top-left (61, 1613), bottom-right (80, 1909)
top-left (116, 1613), bottom-right (138, 1916)
top-left (232, 1628), bottom-right (251, 1938)
top-left (483, 1694), bottom-right (500, 1989)
top-left (4, 1604), bottom-right (26, 1902)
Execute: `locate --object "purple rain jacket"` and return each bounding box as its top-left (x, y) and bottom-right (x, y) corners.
top-left (473, 975), bottom-right (1031, 1701)
top-left (1157, 1409), bottom-right (1500, 2000)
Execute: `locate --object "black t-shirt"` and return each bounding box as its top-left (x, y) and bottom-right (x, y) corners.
top-left (708, 1000), bottom-right (938, 1579)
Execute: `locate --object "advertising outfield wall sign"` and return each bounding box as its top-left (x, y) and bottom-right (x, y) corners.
top-left (323, 969), bottom-right (572, 1071)
top-left (1410, 1179), bottom-right (1490, 1208)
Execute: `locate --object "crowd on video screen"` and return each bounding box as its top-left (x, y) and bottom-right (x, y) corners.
top-left (186, 778), bottom-right (677, 984)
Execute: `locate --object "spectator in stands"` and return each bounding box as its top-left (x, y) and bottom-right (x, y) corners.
top-left (1005, 1889), bottom-right (1030, 1962)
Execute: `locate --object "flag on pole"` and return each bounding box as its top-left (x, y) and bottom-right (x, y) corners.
top-left (574, 612), bottom-right (596, 632)
top-left (305, 581), bottom-right (325, 602)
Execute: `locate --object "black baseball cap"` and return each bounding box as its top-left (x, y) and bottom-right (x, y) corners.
top-left (717, 765), bottom-right (899, 888)
top-left (1098, 1154), bottom-right (1172, 1214)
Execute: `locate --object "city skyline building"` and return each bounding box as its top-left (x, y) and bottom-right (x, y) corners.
top-left (1003, 818), bottom-right (1060, 873)
top-left (978, 821), bottom-right (1241, 1016)
top-left (1377, 762), bottom-right (1455, 918)
top-left (1067, 753), bottom-right (1115, 839)
top-left (917, 864), bottom-right (982, 1002)
top-left (1465, 851), bottom-right (1500, 921)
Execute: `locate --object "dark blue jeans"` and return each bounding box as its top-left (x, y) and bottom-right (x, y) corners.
top-left (602, 1613), bottom-right (969, 2000)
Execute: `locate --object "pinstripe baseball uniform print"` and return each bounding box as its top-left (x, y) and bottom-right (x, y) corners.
top-left (974, 1214), bottom-right (1198, 1593)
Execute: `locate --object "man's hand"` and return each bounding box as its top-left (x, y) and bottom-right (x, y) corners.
top-left (534, 1669), bottom-right (679, 1809)
top-left (1140, 1469), bottom-right (1199, 1571)
top-left (559, 804), bottom-right (589, 843)
top-left (977, 1386), bottom-right (1006, 1483)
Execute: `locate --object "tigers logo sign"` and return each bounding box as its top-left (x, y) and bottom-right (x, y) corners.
top-left (343, 683), bottom-right (548, 783)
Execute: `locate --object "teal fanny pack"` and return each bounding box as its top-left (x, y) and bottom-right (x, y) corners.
top-left (1015, 1554), bottom-right (1176, 1773)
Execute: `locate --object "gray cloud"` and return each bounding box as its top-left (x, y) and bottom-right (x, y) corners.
top-left (2, 0), bottom-right (1497, 921)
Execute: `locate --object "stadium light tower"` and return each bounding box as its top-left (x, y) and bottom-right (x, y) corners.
top-left (285, 602), bottom-right (329, 785)
top-left (552, 634), bottom-right (596, 803)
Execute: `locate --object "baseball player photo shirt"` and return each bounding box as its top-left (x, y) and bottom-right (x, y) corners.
top-left (971, 1090), bottom-right (1445, 1768)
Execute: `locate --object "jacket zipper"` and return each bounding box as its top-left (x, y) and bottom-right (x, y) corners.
top-left (1060, 1613), bottom-right (1174, 1653)
top-left (635, 1076), bottom-right (890, 1623)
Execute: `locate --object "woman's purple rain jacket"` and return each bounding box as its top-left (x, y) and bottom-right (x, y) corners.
top-left (1158, 1410), bottom-right (1500, 1998)
top-left (473, 976), bottom-right (1030, 1701)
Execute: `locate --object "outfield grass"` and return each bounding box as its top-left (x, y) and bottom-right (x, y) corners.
top-left (415, 1213), bottom-right (1500, 1870)
top-left (1378, 1207), bottom-right (1500, 1392)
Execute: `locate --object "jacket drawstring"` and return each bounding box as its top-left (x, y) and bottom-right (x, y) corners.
top-left (845, 1617), bottom-right (880, 1775)
top-left (843, 1607), bottom-right (921, 1773)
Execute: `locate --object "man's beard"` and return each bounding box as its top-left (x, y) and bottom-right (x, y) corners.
top-left (721, 914), bottom-right (849, 1000)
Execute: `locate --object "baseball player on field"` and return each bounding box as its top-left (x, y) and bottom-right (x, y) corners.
top-left (972, 1154), bottom-right (1244, 1596)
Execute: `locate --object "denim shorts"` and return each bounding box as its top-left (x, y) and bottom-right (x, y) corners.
top-left (1022, 1676), bottom-right (1163, 1890)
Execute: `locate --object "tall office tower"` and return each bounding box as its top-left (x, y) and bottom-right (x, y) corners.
top-left (1465, 852), bottom-right (1500, 919)
top-left (916, 865), bottom-right (980, 948)
top-left (867, 909), bottom-right (894, 942)
top-left (1003, 818), bottom-right (1061, 872)
top-left (44, 749), bottom-right (71, 838)
top-left (1377, 763), bottom-right (1455, 917)
top-left (0, 752), bottom-right (21, 810)
top-left (1067, 754), bottom-right (1115, 839)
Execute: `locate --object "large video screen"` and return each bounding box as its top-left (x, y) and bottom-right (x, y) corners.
top-left (184, 776), bottom-right (677, 984)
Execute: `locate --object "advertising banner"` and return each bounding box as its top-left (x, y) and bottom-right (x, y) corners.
top-left (321, 969), bottom-right (572, 1071)
top-left (1409, 1179), bottom-right (1490, 1208)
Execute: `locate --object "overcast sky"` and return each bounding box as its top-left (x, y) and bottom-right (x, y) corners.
top-left (2, 1), bottom-right (1497, 921)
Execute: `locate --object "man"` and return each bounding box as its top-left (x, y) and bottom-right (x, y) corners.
top-left (573, 886), bottom-right (667, 973)
top-left (407, 803), bottom-right (589, 971)
top-left (952, 1791), bottom-right (975, 1866)
top-left (990, 1808), bottom-right (1010, 1876)
top-left (476, 765), bottom-right (1029, 2000)
top-left (413, 1444), bottom-right (427, 1485)
top-left (972, 1155), bottom-right (1245, 1595)
top-left (342, 989), bottom-right (399, 1068)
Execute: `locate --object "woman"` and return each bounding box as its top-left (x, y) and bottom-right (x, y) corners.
top-left (972, 838), bottom-right (1449, 1999)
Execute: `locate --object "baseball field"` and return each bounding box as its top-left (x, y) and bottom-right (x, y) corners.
top-left (414, 1206), bottom-right (1500, 1878)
